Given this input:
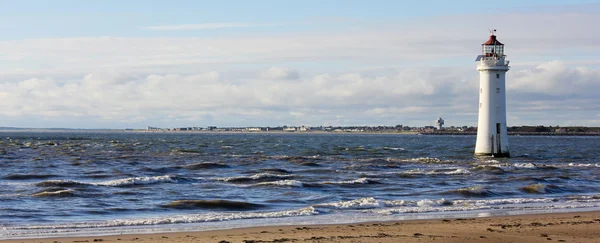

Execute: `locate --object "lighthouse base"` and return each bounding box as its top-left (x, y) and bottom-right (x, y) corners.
top-left (474, 152), bottom-right (510, 158)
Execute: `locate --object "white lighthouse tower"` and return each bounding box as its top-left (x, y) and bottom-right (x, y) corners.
top-left (474, 30), bottom-right (510, 157)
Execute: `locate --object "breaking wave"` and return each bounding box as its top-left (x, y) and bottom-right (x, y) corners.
top-left (32, 189), bottom-right (77, 198)
top-left (254, 180), bottom-right (303, 187)
top-left (323, 178), bottom-right (379, 185)
top-left (34, 175), bottom-right (179, 188)
top-left (217, 173), bottom-right (293, 183)
top-left (2, 206), bottom-right (318, 230)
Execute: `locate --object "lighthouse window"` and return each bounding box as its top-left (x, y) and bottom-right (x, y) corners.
top-left (496, 74), bottom-right (500, 79)
top-left (496, 88), bottom-right (500, 93)
top-left (479, 103), bottom-right (482, 108)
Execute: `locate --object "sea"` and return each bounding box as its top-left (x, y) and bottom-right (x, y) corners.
top-left (1, 131), bottom-right (600, 239)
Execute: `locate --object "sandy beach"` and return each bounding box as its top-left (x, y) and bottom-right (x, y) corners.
top-left (4, 211), bottom-right (600, 243)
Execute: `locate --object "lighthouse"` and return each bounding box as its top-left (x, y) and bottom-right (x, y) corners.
top-left (474, 30), bottom-right (510, 157)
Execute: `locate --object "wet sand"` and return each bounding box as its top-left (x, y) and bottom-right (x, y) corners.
top-left (4, 211), bottom-right (600, 243)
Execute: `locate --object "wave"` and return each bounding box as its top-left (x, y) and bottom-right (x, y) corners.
top-left (344, 163), bottom-right (398, 170)
top-left (382, 147), bottom-right (405, 151)
top-left (471, 165), bottom-right (506, 174)
top-left (315, 197), bottom-right (383, 209)
top-left (2, 206), bottom-right (318, 230)
top-left (32, 189), bottom-right (76, 198)
top-left (254, 180), bottom-right (303, 187)
top-left (3, 174), bottom-right (59, 180)
top-left (519, 184), bottom-right (563, 194)
top-left (94, 175), bottom-right (179, 187)
top-left (184, 162), bottom-right (230, 170)
top-left (401, 168), bottom-right (470, 175)
top-left (442, 186), bottom-right (493, 197)
top-left (314, 197), bottom-right (453, 210)
top-left (513, 163), bottom-right (558, 170)
top-left (567, 163), bottom-right (600, 167)
top-left (513, 163), bottom-right (536, 168)
top-left (317, 196), bottom-right (600, 216)
top-left (35, 180), bottom-right (86, 187)
top-left (520, 184), bottom-right (547, 194)
top-left (323, 178), bottom-right (379, 185)
top-left (260, 168), bottom-right (291, 174)
top-left (382, 157), bottom-right (447, 164)
top-left (161, 200), bottom-right (265, 210)
top-left (218, 173), bottom-right (293, 184)
top-left (35, 175), bottom-right (179, 188)
top-left (273, 155), bottom-right (322, 163)
top-left (298, 162), bottom-right (321, 166)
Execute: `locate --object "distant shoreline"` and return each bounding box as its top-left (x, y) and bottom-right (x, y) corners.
top-left (2, 129), bottom-right (600, 136)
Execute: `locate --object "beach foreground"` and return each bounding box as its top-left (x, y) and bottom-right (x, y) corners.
top-left (4, 211), bottom-right (600, 243)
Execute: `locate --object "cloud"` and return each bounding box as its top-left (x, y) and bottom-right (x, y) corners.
top-left (1, 60), bottom-right (599, 128)
top-left (509, 61), bottom-right (600, 97)
top-left (1, 6), bottom-right (600, 128)
top-left (142, 23), bottom-right (277, 31)
top-left (261, 67), bottom-right (299, 80)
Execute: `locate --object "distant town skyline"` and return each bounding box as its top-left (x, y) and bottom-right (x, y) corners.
top-left (1, 0), bottom-right (599, 129)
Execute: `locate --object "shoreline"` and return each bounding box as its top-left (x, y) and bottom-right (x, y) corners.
top-left (3, 129), bottom-right (600, 136)
top-left (3, 211), bottom-right (600, 243)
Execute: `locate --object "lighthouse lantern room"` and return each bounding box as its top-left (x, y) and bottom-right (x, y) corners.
top-left (474, 30), bottom-right (510, 157)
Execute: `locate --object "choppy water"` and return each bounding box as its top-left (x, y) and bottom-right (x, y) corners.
top-left (1, 132), bottom-right (600, 239)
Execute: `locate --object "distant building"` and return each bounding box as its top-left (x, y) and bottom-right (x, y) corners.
top-left (555, 127), bottom-right (568, 133)
top-left (283, 127), bottom-right (297, 132)
top-left (435, 117), bottom-right (444, 130)
top-left (247, 127), bottom-right (262, 132)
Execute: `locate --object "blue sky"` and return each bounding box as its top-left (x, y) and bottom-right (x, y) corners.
top-left (0, 0), bottom-right (599, 128)
top-left (1, 0), bottom-right (596, 39)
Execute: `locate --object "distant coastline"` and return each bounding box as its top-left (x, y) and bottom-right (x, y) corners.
top-left (1, 126), bottom-right (599, 136)
top-left (419, 131), bottom-right (600, 136)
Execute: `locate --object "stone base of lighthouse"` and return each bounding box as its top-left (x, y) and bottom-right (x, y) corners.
top-left (474, 152), bottom-right (510, 157)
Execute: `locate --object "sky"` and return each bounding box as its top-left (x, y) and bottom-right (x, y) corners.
top-left (0, 0), bottom-right (599, 129)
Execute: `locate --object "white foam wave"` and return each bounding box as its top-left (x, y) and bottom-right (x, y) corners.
top-left (34, 175), bottom-right (179, 187)
top-left (402, 168), bottom-right (469, 175)
top-left (315, 197), bottom-right (382, 209)
top-left (2, 206), bottom-right (318, 230)
top-left (452, 197), bottom-right (556, 206)
top-left (513, 163), bottom-right (536, 168)
top-left (367, 205), bottom-right (491, 215)
top-left (323, 178), bottom-right (371, 185)
top-left (93, 175), bottom-right (178, 187)
top-left (32, 189), bottom-right (74, 197)
top-left (218, 173), bottom-right (293, 182)
top-left (410, 157), bottom-right (442, 163)
top-left (382, 147), bottom-right (405, 151)
top-left (255, 180), bottom-right (303, 187)
top-left (567, 163), bottom-right (600, 167)
top-left (365, 196), bottom-right (600, 215)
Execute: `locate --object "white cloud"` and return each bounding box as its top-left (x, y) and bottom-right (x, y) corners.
top-left (1, 7), bottom-right (600, 128)
top-left (509, 61), bottom-right (600, 96)
top-left (261, 67), bottom-right (299, 80)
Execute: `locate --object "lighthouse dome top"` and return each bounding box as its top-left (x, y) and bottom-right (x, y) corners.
top-left (480, 29), bottom-right (505, 57)
top-left (482, 35), bottom-right (503, 45)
